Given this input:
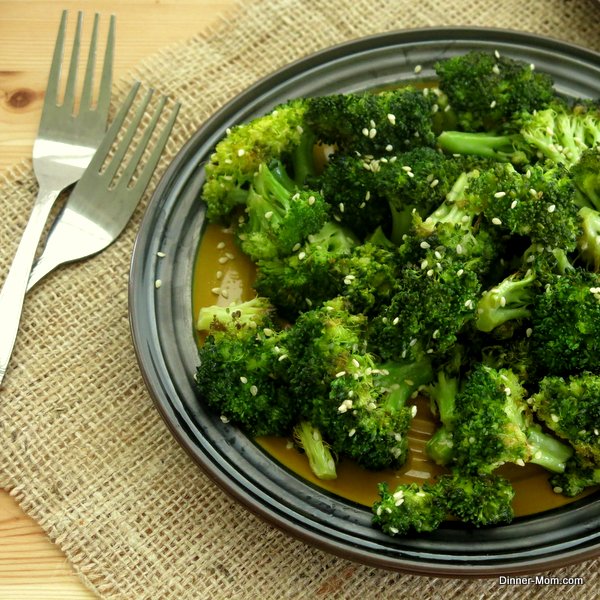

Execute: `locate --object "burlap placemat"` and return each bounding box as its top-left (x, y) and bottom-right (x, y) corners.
top-left (1, 0), bottom-right (599, 598)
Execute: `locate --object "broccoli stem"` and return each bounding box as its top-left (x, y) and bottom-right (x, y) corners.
top-left (437, 131), bottom-right (528, 164)
top-left (526, 425), bottom-right (573, 473)
top-left (380, 358), bottom-right (434, 412)
top-left (293, 421), bottom-right (337, 480)
top-left (426, 426), bottom-right (455, 466)
top-left (291, 129), bottom-right (318, 184)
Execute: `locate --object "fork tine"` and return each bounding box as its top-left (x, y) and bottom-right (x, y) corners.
top-left (102, 87), bottom-right (154, 184)
top-left (44, 10), bottom-right (68, 109)
top-left (117, 94), bottom-right (167, 187)
top-left (86, 81), bottom-right (141, 173)
top-left (128, 101), bottom-right (181, 193)
top-left (79, 13), bottom-right (99, 111)
top-left (95, 14), bottom-right (116, 117)
top-left (62, 11), bottom-right (83, 113)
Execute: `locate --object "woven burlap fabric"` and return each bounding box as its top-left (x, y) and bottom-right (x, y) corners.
top-left (1, 0), bottom-right (600, 598)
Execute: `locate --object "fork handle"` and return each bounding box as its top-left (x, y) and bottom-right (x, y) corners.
top-left (0, 185), bottom-right (61, 385)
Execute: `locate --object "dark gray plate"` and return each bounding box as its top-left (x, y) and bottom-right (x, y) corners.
top-left (129, 28), bottom-right (600, 576)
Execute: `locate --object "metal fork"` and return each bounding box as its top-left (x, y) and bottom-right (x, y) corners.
top-left (27, 82), bottom-right (180, 289)
top-left (0, 11), bottom-right (115, 385)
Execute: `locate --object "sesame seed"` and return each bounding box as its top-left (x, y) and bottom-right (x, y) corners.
top-left (426, 269), bottom-right (434, 277)
top-left (551, 413), bottom-right (560, 423)
top-left (529, 188), bottom-right (538, 197)
top-left (430, 179), bottom-right (439, 188)
top-left (392, 316), bottom-right (400, 325)
top-left (348, 428), bottom-right (356, 437)
top-left (264, 211), bottom-right (274, 220)
top-left (220, 415), bottom-right (230, 424)
top-left (409, 338), bottom-right (417, 347)
top-left (250, 385), bottom-right (258, 396)
top-left (457, 269), bottom-right (464, 277)
top-left (492, 64), bottom-right (500, 75)
top-left (298, 251), bottom-right (306, 260)
top-left (278, 354), bottom-right (288, 362)
top-left (421, 259), bottom-right (429, 270)
top-left (335, 371), bottom-right (346, 378)
top-left (339, 202), bottom-right (345, 213)
top-left (494, 191), bottom-right (506, 198)
top-left (237, 148), bottom-right (245, 157)
top-left (411, 405), bottom-right (418, 418)
top-left (547, 204), bottom-right (556, 213)
top-left (308, 195), bottom-right (316, 206)
top-left (500, 296), bottom-right (507, 307)
top-left (387, 113), bottom-right (396, 125)
top-left (218, 256), bottom-right (229, 264)
top-left (154, 279), bottom-right (162, 289)
top-left (490, 100), bottom-right (497, 109)
top-left (369, 128), bottom-right (377, 138)
top-left (211, 287), bottom-right (221, 295)
top-left (217, 241), bottom-right (226, 249)
top-left (420, 241), bottom-right (430, 249)
top-left (220, 289), bottom-right (229, 299)
top-left (385, 144), bottom-right (393, 152)
top-left (156, 251), bottom-right (166, 258)
top-left (414, 64), bottom-right (422, 74)
top-left (492, 217), bottom-right (502, 226)
top-left (362, 127), bottom-right (369, 137)
top-left (516, 458), bottom-right (526, 467)
top-left (240, 376), bottom-right (248, 384)
top-left (494, 49), bottom-right (501, 59)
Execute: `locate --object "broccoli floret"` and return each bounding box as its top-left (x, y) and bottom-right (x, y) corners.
top-left (306, 87), bottom-right (438, 155)
top-left (334, 242), bottom-right (402, 315)
top-left (194, 298), bottom-right (296, 436)
top-left (530, 269), bottom-right (600, 375)
top-left (371, 470), bottom-right (516, 536)
top-left (466, 162), bottom-right (580, 252)
top-left (286, 298), bottom-right (419, 470)
top-left (253, 222), bottom-right (358, 319)
top-left (317, 147), bottom-right (467, 242)
top-left (369, 235), bottom-right (482, 362)
top-left (571, 148), bottom-right (600, 210)
top-left (531, 373), bottom-right (600, 466)
top-left (236, 161), bottom-right (329, 261)
top-left (435, 50), bottom-right (555, 132)
top-left (520, 99), bottom-right (600, 168)
top-left (475, 269), bottom-right (536, 333)
top-left (550, 456), bottom-right (600, 497)
top-left (436, 471), bottom-right (515, 527)
top-left (449, 365), bottom-right (572, 474)
top-left (201, 99), bottom-right (314, 221)
top-left (372, 481), bottom-right (446, 536)
top-left (293, 421), bottom-right (337, 480)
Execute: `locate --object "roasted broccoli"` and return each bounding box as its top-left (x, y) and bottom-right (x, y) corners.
top-left (286, 297), bottom-right (420, 470)
top-left (427, 365), bottom-right (572, 474)
top-left (530, 269), bottom-right (600, 375)
top-left (550, 456), bottom-right (600, 497)
top-left (236, 160), bottom-right (329, 261)
top-left (531, 373), bottom-right (600, 466)
top-left (305, 86), bottom-right (438, 156)
top-left (194, 298), bottom-right (296, 436)
top-left (253, 222), bottom-right (358, 319)
top-left (202, 99), bottom-right (315, 220)
top-left (434, 49), bottom-right (555, 131)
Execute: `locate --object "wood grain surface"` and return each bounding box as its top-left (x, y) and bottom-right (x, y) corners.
top-left (0, 1), bottom-right (235, 597)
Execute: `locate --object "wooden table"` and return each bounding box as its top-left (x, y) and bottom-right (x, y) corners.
top-left (0, 2), bottom-right (234, 597)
